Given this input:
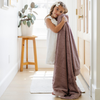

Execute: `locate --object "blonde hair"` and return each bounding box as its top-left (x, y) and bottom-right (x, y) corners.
top-left (44, 1), bottom-right (68, 20)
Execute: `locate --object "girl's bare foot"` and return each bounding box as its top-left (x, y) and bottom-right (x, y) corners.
top-left (52, 92), bottom-right (55, 95)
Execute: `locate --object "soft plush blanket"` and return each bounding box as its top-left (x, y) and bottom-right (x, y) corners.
top-left (52, 14), bottom-right (82, 99)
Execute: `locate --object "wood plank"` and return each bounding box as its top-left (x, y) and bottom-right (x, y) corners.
top-left (33, 38), bottom-right (38, 71)
top-left (23, 62), bottom-right (35, 65)
top-left (20, 38), bottom-right (25, 71)
top-left (18, 35), bottom-right (37, 38)
top-left (26, 39), bottom-right (28, 69)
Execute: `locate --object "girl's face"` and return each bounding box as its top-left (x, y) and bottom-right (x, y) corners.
top-left (51, 5), bottom-right (64, 18)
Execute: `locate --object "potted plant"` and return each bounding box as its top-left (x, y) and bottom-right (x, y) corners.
top-left (18, 2), bottom-right (38, 36)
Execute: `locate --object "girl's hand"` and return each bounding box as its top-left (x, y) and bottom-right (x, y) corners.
top-left (62, 16), bottom-right (67, 23)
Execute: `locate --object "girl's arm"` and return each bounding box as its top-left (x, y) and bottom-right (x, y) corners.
top-left (45, 16), bottom-right (67, 33)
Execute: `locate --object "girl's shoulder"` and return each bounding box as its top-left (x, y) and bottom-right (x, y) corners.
top-left (45, 16), bottom-right (57, 26)
top-left (45, 16), bottom-right (52, 20)
top-left (46, 16), bottom-right (54, 20)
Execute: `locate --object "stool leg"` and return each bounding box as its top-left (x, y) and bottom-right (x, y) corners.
top-left (33, 38), bottom-right (38, 71)
top-left (20, 38), bottom-right (25, 72)
top-left (26, 39), bottom-right (28, 69)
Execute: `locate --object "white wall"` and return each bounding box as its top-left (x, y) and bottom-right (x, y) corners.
top-left (0, 1), bottom-right (22, 97)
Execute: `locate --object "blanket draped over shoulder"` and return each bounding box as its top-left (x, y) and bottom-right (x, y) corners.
top-left (52, 14), bottom-right (82, 99)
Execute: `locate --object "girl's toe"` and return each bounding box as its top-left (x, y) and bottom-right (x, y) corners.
top-left (52, 92), bottom-right (55, 95)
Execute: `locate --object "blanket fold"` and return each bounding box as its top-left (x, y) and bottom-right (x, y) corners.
top-left (52, 14), bottom-right (82, 99)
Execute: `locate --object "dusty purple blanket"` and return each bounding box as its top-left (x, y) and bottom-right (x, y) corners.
top-left (52, 14), bottom-right (82, 99)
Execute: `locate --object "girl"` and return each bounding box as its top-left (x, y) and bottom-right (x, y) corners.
top-left (45, 1), bottom-right (82, 99)
top-left (45, 1), bottom-right (68, 65)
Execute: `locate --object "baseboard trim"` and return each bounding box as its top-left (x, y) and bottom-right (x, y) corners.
top-left (0, 61), bottom-right (20, 97)
top-left (92, 84), bottom-right (100, 100)
top-left (90, 77), bottom-right (92, 97)
top-left (80, 73), bottom-right (89, 88)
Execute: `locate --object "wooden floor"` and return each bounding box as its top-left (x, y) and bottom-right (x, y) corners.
top-left (0, 68), bottom-right (93, 100)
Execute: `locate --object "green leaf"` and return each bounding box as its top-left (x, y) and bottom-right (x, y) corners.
top-left (31, 19), bottom-right (34, 24)
top-left (24, 4), bottom-right (28, 10)
top-left (28, 14), bottom-right (32, 19)
top-left (20, 13), bottom-right (23, 18)
top-left (22, 8), bottom-right (25, 13)
top-left (30, 2), bottom-right (35, 8)
top-left (32, 14), bottom-right (36, 20)
top-left (23, 21), bottom-right (26, 25)
top-left (18, 11), bottom-right (23, 18)
top-left (18, 20), bottom-right (21, 28)
top-left (18, 11), bottom-right (20, 16)
top-left (27, 21), bottom-right (31, 27)
top-left (35, 5), bottom-right (38, 8)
